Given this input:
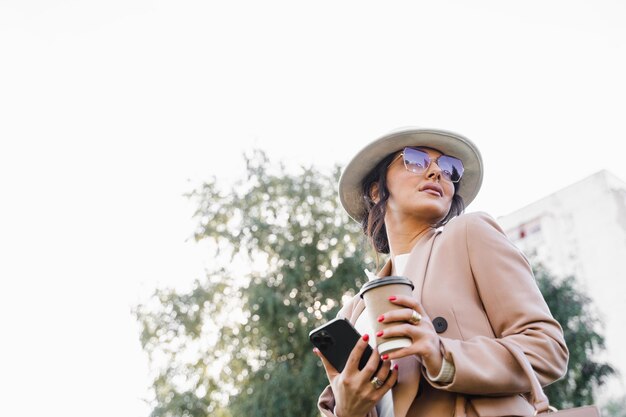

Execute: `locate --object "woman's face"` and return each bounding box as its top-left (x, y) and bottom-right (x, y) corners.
top-left (383, 147), bottom-right (455, 224)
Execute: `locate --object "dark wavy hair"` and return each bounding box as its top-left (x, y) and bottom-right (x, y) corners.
top-left (360, 151), bottom-right (465, 254)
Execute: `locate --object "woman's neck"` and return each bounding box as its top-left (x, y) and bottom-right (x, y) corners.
top-left (385, 217), bottom-right (434, 256)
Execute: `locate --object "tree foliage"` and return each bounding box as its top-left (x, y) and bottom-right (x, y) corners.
top-left (535, 265), bottom-right (616, 409)
top-left (135, 150), bottom-right (373, 417)
top-left (135, 150), bottom-right (616, 417)
top-left (603, 395), bottom-right (626, 417)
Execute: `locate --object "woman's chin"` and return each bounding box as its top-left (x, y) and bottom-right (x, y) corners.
top-left (390, 208), bottom-right (447, 225)
top-left (412, 203), bottom-right (449, 221)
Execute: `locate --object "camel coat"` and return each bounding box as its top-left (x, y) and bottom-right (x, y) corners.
top-left (318, 212), bottom-right (568, 417)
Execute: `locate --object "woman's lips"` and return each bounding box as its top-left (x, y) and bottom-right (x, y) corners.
top-left (421, 189), bottom-right (442, 197)
top-left (419, 182), bottom-right (444, 197)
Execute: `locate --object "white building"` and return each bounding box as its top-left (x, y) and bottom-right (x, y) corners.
top-left (498, 170), bottom-right (626, 397)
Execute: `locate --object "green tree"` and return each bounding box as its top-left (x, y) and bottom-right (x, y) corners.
top-left (534, 265), bottom-right (616, 409)
top-left (135, 150), bottom-right (616, 416)
top-left (603, 395), bottom-right (626, 417)
top-left (135, 150), bottom-right (373, 417)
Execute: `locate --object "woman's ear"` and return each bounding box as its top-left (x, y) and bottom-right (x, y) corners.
top-left (369, 183), bottom-right (380, 204)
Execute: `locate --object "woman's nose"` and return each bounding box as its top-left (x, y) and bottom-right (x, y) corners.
top-left (426, 161), bottom-right (443, 181)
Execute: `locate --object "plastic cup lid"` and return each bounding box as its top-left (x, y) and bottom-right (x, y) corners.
top-left (359, 276), bottom-right (414, 298)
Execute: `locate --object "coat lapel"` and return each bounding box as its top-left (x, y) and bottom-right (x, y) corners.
top-left (347, 230), bottom-right (439, 417)
top-left (391, 229), bottom-right (440, 417)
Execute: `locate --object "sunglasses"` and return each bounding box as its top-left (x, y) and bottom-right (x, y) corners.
top-left (391, 147), bottom-right (464, 183)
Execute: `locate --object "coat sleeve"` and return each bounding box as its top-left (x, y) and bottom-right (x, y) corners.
top-left (317, 295), bottom-right (379, 417)
top-left (433, 212), bottom-right (569, 395)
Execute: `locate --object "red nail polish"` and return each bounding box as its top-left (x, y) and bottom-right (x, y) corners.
top-left (382, 354), bottom-right (389, 360)
top-left (362, 334), bottom-right (369, 342)
top-left (376, 330), bottom-right (384, 337)
top-left (388, 296), bottom-right (397, 301)
top-left (394, 364), bottom-right (399, 370)
top-left (377, 315), bottom-right (384, 322)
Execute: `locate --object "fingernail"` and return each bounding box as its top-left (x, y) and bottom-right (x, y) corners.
top-left (362, 334), bottom-right (369, 342)
top-left (394, 364), bottom-right (399, 370)
top-left (388, 296), bottom-right (397, 301)
top-left (377, 315), bottom-right (384, 322)
top-left (382, 354), bottom-right (389, 360)
top-left (376, 330), bottom-right (384, 337)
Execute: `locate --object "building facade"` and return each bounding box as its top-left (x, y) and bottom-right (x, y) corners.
top-left (498, 170), bottom-right (626, 396)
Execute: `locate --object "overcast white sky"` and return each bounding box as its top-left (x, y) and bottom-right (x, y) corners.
top-left (1, 1), bottom-right (625, 416)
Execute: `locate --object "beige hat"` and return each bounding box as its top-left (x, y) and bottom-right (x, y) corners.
top-left (338, 127), bottom-right (484, 222)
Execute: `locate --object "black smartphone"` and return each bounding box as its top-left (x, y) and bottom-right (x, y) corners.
top-left (309, 318), bottom-right (377, 373)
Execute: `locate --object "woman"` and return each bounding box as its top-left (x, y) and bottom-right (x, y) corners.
top-left (314, 128), bottom-right (568, 417)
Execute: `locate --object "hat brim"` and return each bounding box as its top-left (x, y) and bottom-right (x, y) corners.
top-left (338, 127), bottom-right (484, 223)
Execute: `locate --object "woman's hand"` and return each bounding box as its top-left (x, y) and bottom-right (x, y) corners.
top-left (377, 295), bottom-right (444, 377)
top-left (314, 334), bottom-right (398, 417)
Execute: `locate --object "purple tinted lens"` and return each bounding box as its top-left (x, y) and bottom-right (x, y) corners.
top-left (403, 148), bottom-right (464, 182)
top-left (437, 155), bottom-right (464, 182)
top-left (403, 148), bottom-right (430, 173)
